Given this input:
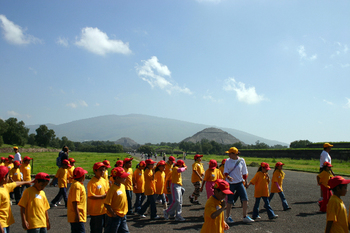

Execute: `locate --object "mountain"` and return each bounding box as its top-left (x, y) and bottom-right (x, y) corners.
top-left (183, 128), bottom-right (244, 145)
top-left (115, 137), bottom-right (139, 148)
top-left (27, 114), bottom-right (288, 146)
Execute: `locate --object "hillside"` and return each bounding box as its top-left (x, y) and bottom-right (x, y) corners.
top-left (182, 128), bottom-right (244, 145)
top-left (27, 114), bottom-right (288, 146)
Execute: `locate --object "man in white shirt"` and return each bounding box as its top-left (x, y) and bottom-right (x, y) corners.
top-left (319, 143), bottom-right (335, 200)
top-left (223, 147), bottom-right (254, 224)
top-left (13, 146), bottom-right (21, 163)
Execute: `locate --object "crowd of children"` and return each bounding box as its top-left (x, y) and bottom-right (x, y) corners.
top-left (1, 145), bottom-right (350, 233)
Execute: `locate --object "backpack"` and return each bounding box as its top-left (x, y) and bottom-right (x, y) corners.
top-left (56, 151), bottom-right (64, 167)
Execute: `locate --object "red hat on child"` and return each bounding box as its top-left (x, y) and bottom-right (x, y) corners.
top-left (23, 156), bottom-right (32, 161)
top-left (194, 154), bottom-right (203, 160)
top-left (221, 159), bottom-right (227, 164)
top-left (0, 166), bottom-right (9, 179)
top-left (139, 161), bottom-right (146, 167)
top-left (35, 172), bottom-right (50, 181)
top-left (176, 160), bottom-right (186, 167)
top-left (261, 162), bottom-right (271, 170)
top-left (213, 179), bottom-right (233, 194)
top-left (103, 160), bottom-right (111, 168)
top-left (209, 160), bottom-right (218, 169)
top-left (328, 176), bottom-right (350, 189)
top-left (157, 160), bottom-right (166, 167)
top-left (62, 159), bottom-right (72, 168)
top-left (168, 156), bottom-right (175, 162)
top-left (123, 158), bottom-right (133, 163)
top-left (8, 155), bottom-right (14, 159)
top-left (115, 160), bottom-right (123, 167)
top-left (73, 167), bottom-right (88, 179)
top-left (146, 159), bottom-right (156, 165)
top-left (14, 161), bottom-right (21, 166)
top-left (323, 162), bottom-right (333, 167)
top-left (111, 167), bottom-right (129, 178)
top-left (93, 162), bottom-right (106, 170)
top-left (275, 162), bottom-right (284, 167)
top-left (69, 158), bottom-right (76, 163)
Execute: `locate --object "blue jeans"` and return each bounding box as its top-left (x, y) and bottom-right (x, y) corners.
top-left (139, 194), bottom-right (157, 219)
top-left (70, 222), bottom-right (85, 233)
top-left (27, 228), bottom-right (47, 233)
top-left (3, 227), bottom-right (9, 233)
top-left (269, 192), bottom-right (289, 210)
top-left (51, 187), bottom-right (67, 207)
top-left (90, 214), bottom-right (105, 233)
top-left (227, 182), bottom-right (248, 204)
top-left (252, 197), bottom-right (276, 219)
top-left (105, 215), bottom-right (129, 233)
top-left (134, 193), bottom-right (146, 212)
top-left (126, 190), bottom-right (133, 213)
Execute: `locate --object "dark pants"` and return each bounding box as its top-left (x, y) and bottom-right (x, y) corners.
top-left (90, 214), bottom-right (105, 233)
top-left (14, 186), bottom-right (22, 204)
top-left (70, 222), bottom-right (85, 233)
top-left (269, 192), bottom-right (290, 210)
top-left (134, 193), bottom-right (146, 212)
top-left (27, 228), bottom-right (47, 233)
top-left (58, 183), bottom-right (71, 203)
top-left (253, 197), bottom-right (276, 219)
top-left (126, 190), bottom-right (133, 213)
top-left (51, 187), bottom-right (67, 207)
top-left (105, 215), bottom-right (129, 233)
top-left (139, 194), bottom-right (157, 219)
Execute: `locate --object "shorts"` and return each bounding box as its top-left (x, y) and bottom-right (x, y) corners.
top-left (227, 182), bottom-right (248, 204)
top-left (192, 181), bottom-right (201, 197)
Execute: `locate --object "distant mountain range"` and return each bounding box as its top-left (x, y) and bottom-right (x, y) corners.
top-left (27, 114), bottom-right (288, 146)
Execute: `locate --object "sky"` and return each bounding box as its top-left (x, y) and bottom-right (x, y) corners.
top-left (0, 0), bottom-right (349, 145)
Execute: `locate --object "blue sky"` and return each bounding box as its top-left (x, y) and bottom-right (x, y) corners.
top-left (1, 0), bottom-right (349, 144)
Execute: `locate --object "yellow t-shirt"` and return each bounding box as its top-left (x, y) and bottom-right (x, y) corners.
top-left (154, 170), bottom-right (165, 195)
top-left (204, 168), bottom-right (223, 182)
top-left (172, 166), bottom-right (183, 186)
top-left (123, 167), bottom-right (133, 191)
top-left (0, 183), bottom-right (16, 228)
top-left (87, 177), bottom-right (108, 216)
top-left (249, 171), bottom-right (269, 198)
top-left (191, 162), bottom-right (204, 183)
top-left (104, 170), bottom-right (110, 187)
top-left (104, 183), bottom-right (128, 218)
top-left (165, 163), bottom-right (173, 178)
top-left (200, 195), bottom-right (225, 233)
top-left (18, 186), bottom-right (50, 229)
top-left (218, 165), bottom-right (225, 177)
top-left (165, 171), bottom-right (172, 195)
top-left (6, 163), bottom-right (14, 170)
top-left (144, 168), bottom-right (155, 196)
top-left (20, 164), bottom-right (31, 181)
top-left (326, 195), bottom-right (348, 233)
top-left (318, 170), bottom-right (333, 188)
top-left (67, 180), bottom-right (87, 223)
top-left (9, 167), bottom-right (22, 182)
top-left (68, 166), bottom-right (75, 183)
top-left (271, 170), bottom-right (285, 193)
top-left (55, 167), bottom-right (68, 188)
top-left (133, 168), bottom-right (144, 194)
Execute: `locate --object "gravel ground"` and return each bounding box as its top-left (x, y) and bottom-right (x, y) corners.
top-left (9, 157), bottom-right (349, 233)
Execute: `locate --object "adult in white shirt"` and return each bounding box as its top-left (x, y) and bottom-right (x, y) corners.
top-left (320, 143), bottom-right (334, 175)
top-left (13, 146), bottom-right (21, 163)
top-left (223, 147), bottom-right (254, 224)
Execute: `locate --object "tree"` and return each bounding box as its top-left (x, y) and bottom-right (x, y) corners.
top-left (35, 125), bottom-right (56, 147)
top-left (27, 133), bottom-right (36, 146)
top-left (137, 145), bottom-right (154, 155)
top-left (2, 118), bottom-right (29, 146)
top-left (290, 140), bottom-right (312, 148)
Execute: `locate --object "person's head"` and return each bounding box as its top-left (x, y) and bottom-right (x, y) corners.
top-left (8, 155), bottom-right (14, 163)
top-left (115, 160), bottom-right (123, 168)
top-left (123, 158), bottom-right (133, 169)
top-left (0, 166), bottom-right (9, 185)
top-left (329, 176), bottom-right (350, 196)
top-left (274, 162), bottom-right (284, 172)
top-left (213, 179), bottom-right (233, 200)
top-left (68, 158), bottom-right (76, 166)
top-left (103, 160), bottom-right (112, 169)
top-left (194, 154), bottom-right (203, 162)
top-left (23, 156), bottom-right (32, 164)
top-left (323, 143), bottom-right (333, 152)
top-left (322, 162), bottom-right (333, 171)
top-left (93, 162), bottom-right (106, 178)
top-left (111, 167), bottom-right (129, 184)
top-left (0, 157), bottom-right (5, 163)
top-left (220, 159), bottom-right (226, 167)
top-left (138, 161), bottom-right (146, 169)
top-left (259, 162), bottom-right (271, 173)
top-left (156, 160), bottom-right (166, 172)
top-left (13, 161), bottom-right (21, 169)
top-left (13, 146), bottom-right (19, 153)
top-left (145, 159), bottom-right (156, 170)
top-left (34, 172), bottom-right (50, 191)
top-left (225, 147), bottom-right (240, 159)
top-left (62, 159), bottom-right (71, 169)
top-left (73, 167), bottom-right (88, 182)
top-left (175, 159), bottom-right (186, 168)
top-left (168, 156), bottom-right (175, 164)
top-left (209, 159), bottom-right (218, 170)
top-left (62, 146), bottom-right (69, 153)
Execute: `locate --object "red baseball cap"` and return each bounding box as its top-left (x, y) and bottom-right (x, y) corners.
top-left (93, 162), bottom-right (106, 170)
top-left (213, 179), bottom-right (233, 194)
top-left (221, 159), bottom-right (227, 164)
top-left (123, 158), bottom-right (133, 163)
top-left (168, 156), bottom-right (175, 162)
top-left (0, 166), bottom-right (9, 179)
top-left (157, 160), bottom-right (166, 167)
top-left (62, 159), bottom-right (72, 167)
top-left (0, 157), bottom-right (5, 161)
top-left (115, 160), bottom-right (124, 167)
top-left (14, 161), bottom-right (21, 166)
top-left (139, 161), bottom-right (146, 167)
top-left (69, 158), bottom-right (76, 163)
top-left (209, 159), bottom-right (218, 169)
top-left (103, 160), bottom-right (111, 168)
top-left (328, 176), bottom-right (350, 189)
top-left (261, 162), bottom-right (271, 170)
top-left (35, 172), bottom-right (50, 181)
top-left (323, 162), bottom-right (333, 167)
top-left (146, 159), bottom-right (156, 165)
top-left (275, 162), bottom-right (284, 167)
top-left (111, 167), bottom-right (129, 178)
top-left (8, 155), bottom-right (14, 159)
top-left (4, 158), bottom-right (8, 162)
top-left (176, 159), bottom-right (186, 167)
top-left (73, 167), bottom-right (88, 179)
top-left (23, 156), bottom-right (32, 161)
top-left (194, 154), bottom-right (203, 160)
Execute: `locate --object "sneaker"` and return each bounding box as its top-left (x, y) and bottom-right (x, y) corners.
top-left (152, 215), bottom-right (160, 220)
top-left (136, 212), bottom-right (146, 218)
top-left (269, 215), bottom-right (278, 220)
top-left (252, 216), bottom-right (261, 220)
top-left (284, 207), bottom-right (292, 211)
top-left (318, 197), bottom-right (323, 202)
top-left (243, 216), bottom-right (254, 223)
top-left (189, 196), bottom-right (194, 203)
top-left (58, 201), bottom-right (61, 205)
top-left (175, 216), bottom-right (186, 221)
top-left (50, 203), bottom-right (57, 208)
top-left (163, 210), bottom-right (169, 220)
top-left (193, 200), bottom-right (201, 205)
top-left (226, 216), bottom-right (234, 223)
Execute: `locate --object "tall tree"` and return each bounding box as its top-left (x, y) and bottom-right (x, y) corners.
top-left (35, 125), bottom-right (56, 147)
top-left (2, 118), bottom-right (29, 146)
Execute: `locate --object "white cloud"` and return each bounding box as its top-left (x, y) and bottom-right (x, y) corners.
top-left (298, 45), bottom-right (317, 61)
top-left (56, 37), bottom-right (69, 47)
top-left (203, 95), bottom-right (223, 103)
top-left (66, 103), bottom-right (77, 108)
top-left (344, 45), bottom-right (348, 53)
top-left (345, 98), bottom-right (350, 109)
top-left (135, 56), bottom-right (192, 95)
top-left (7, 110), bottom-right (20, 116)
top-left (323, 99), bottom-right (333, 105)
top-left (223, 77), bottom-right (266, 104)
top-left (29, 67), bottom-right (37, 75)
top-left (75, 27), bottom-right (131, 56)
top-left (66, 100), bottom-right (88, 108)
top-left (341, 63), bottom-right (350, 68)
top-left (0, 14), bottom-right (40, 45)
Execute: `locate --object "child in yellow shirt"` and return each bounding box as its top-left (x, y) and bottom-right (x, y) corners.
top-left (6, 155), bottom-right (14, 170)
top-left (49, 159), bottom-right (71, 208)
top-left (104, 167), bottom-right (130, 233)
top-left (269, 162), bottom-right (291, 211)
top-left (0, 157), bottom-right (5, 166)
top-left (248, 162), bottom-right (278, 220)
top-left (155, 160), bottom-right (167, 209)
top-left (133, 161), bottom-right (146, 213)
top-left (9, 160), bottom-right (23, 204)
top-left (317, 162), bottom-right (334, 212)
top-left (20, 156), bottom-right (32, 191)
top-left (189, 154), bottom-right (204, 205)
top-left (67, 167), bottom-right (88, 233)
top-left (18, 172), bottom-right (51, 232)
top-left (123, 158), bottom-right (134, 215)
top-left (200, 179), bottom-right (232, 233)
top-left (218, 159), bottom-right (226, 178)
top-left (200, 160), bottom-right (223, 199)
top-left (325, 176), bottom-right (350, 233)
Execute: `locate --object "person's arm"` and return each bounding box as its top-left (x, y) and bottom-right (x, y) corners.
top-left (0, 223), bottom-right (4, 233)
top-left (72, 201), bottom-right (80, 222)
top-left (325, 221), bottom-right (333, 233)
top-left (317, 176), bottom-right (321, 185)
top-left (194, 170), bottom-right (202, 180)
top-left (200, 181), bottom-right (206, 192)
top-left (177, 167), bottom-right (186, 173)
top-left (15, 180), bottom-right (33, 188)
top-left (104, 204), bottom-right (117, 217)
top-left (45, 210), bottom-right (50, 230)
top-left (211, 200), bottom-right (226, 219)
top-left (88, 194), bottom-right (107, 199)
top-left (275, 182), bottom-right (282, 191)
top-left (20, 206), bottom-right (30, 230)
top-left (132, 174), bottom-right (137, 190)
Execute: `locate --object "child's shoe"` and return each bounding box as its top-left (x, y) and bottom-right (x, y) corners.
top-left (243, 216), bottom-right (254, 223)
top-left (226, 216), bottom-right (234, 223)
top-left (269, 215), bottom-right (278, 220)
top-left (175, 215), bottom-right (186, 221)
top-left (189, 195), bottom-right (194, 203)
top-left (163, 210), bottom-right (169, 220)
